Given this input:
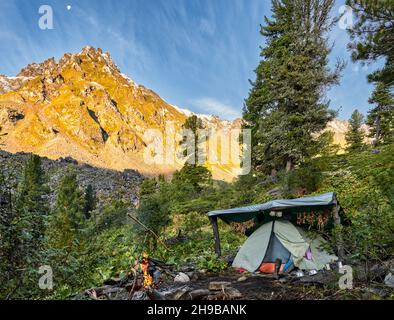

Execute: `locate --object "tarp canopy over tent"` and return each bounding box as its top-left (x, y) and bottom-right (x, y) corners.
top-left (208, 192), bottom-right (337, 224)
top-left (207, 192), bottom-right (343, 258)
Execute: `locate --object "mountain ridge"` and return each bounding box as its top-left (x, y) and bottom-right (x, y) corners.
top-left (0, 47), bottom-right (368, 180)
top-left (0, 47), bottom-right (242, 181)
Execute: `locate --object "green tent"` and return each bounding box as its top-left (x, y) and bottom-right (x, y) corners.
top-left (207, 192), bottom-right (342, 262)
top-left (232, 220), bottom-right (338, 272)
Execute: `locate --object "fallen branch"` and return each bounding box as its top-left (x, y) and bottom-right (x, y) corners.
top-left (147, 287), bottom-right (167, 300)
top-left (209, 281), bottom-right (232, 291)
top-left (150, 258), bottom-right (174, 270)
top-left (127, 268), bottom-right (138, 300)
top-left (76, 285), bottom-right (122, 300)
top-left (186, 289), bottom-right (211, 300)
top-left (208, 287), bottom-right (242, 300)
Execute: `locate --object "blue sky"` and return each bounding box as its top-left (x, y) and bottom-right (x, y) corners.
top-left (0, 0), bottom-right (383, 120)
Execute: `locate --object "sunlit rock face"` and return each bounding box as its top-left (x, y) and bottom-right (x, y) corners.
top-left (0, 47), bottom-right (243, 180)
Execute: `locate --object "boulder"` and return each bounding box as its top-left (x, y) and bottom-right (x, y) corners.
top-left (384, 273), bottom-right (394, 289)
top-left (174, 272), bottom-right (190, 283)
top-left (132, 291), bottom-right (149, 300)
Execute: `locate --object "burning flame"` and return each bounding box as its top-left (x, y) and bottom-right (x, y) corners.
top-left (143, 268), bottom-right (153, 288)
top-left (140, 256), bottom-right (153, 288)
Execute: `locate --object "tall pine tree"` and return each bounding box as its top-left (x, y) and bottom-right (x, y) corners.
top-left (244, 0), bottom-right (343, 174)
top-left (347, 1), bottom-right (394, 86)
top-left (367, 82), bottom-right (394, 146)
top-left (48, 171), bottom-right (85, 249)
top-left (0, 172), bottom-right (15, 298)
top-left (180, 115), bottom-right (205, 165)
top-left (46, 171), bottom-right (88, 291)
top-left (83, 184), bottom-right (96, 219)
top-left (0, 155), bottom-right (49, 298)
top-left (345, 109), bottom-right (365, 152)
top-left (16, 155), bottom-right (49, 262)
top-left (174, 115), bottom-right (212, 192)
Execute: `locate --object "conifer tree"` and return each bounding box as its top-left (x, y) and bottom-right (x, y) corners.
top-left (347, 1), bottom-right (394, 87)
top-left (180, 115), bottom-right (205, 166)
top-left (48, 171), bottom-right (84, 250)
top-left (367, 83), bottom-right (394, 146)
top-left (46, 171), bottom-right (87, 290)
top-left (83, 184), bottom-right (96, 219)
top-left (345, 109), bottom-right (366, 152)
top-left (0, 155), bottom-right (49, 298)
top-left (176, 115), bottom-right (212, 192)
top-left (139, 178), bottom-right (158, 197)
top-left (16, 155), bottom-right (49, 260)
top-left (244, 0), bottom-right (343, 174)
top-left (0, 172), bottom-right (15, 297)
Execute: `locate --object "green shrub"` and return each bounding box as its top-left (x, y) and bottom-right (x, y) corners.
top-left (95, 200), bottom-right (128, 231)
top-left (282, 161), bottom-right (324, 194)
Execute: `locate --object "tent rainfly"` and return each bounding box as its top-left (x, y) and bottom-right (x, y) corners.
top-left (207, 192), bottom-right (342, 258)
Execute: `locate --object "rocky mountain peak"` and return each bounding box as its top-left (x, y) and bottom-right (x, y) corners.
top-left (0, 47), bottom-right (243, 181)
top-left (15, 47), bottom-right (121, 83)
top-left (17, 57), bottom-right (57, 78)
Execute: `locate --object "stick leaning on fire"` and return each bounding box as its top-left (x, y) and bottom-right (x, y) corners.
top-left (127, 212), bottom-right (176, 283)
top-left (127, 212), bottom-right (172, 252)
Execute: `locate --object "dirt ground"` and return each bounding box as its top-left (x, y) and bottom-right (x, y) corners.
top-left (157, 269), bottom-right (393, 300)
top-left (76, 263), bottom-right (394, 300)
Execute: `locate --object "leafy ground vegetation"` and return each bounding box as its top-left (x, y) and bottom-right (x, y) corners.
top-left (0, 143), bottom-right (392, 299)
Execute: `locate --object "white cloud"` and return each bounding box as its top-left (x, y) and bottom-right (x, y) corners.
top-left (192, 97), bottom-right (241, 120)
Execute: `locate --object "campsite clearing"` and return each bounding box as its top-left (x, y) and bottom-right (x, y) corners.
top-left (75, 266), bottom-right (394, 300)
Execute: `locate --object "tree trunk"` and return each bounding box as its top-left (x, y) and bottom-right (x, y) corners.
top-left (285, 159), bottom-right (293, 172)
top-left (373, 114), bottom-right (381, 147)
top-left (332, 201), bottom-right (344, 261)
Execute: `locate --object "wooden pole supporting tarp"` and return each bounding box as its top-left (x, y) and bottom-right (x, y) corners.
top-left (209, 216), bottom-right (221, 257)
top-left (332, 195), bottom-right (344, 261)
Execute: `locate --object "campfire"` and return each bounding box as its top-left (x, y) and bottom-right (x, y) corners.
top-left (143, 266), bottom-right (154, 289)
top-left (130, 252), bottom-right (156, 297)
top-left (75, 258), bottom-right (243, 301)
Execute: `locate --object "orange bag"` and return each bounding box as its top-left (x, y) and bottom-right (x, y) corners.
top-left (259, 263), bottom-right (285, 274)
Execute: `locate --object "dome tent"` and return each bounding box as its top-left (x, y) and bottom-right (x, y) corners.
top-left (232, 219), bottom-right (337, 272)
top-left (207, 192), bottom-right (343, 272)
